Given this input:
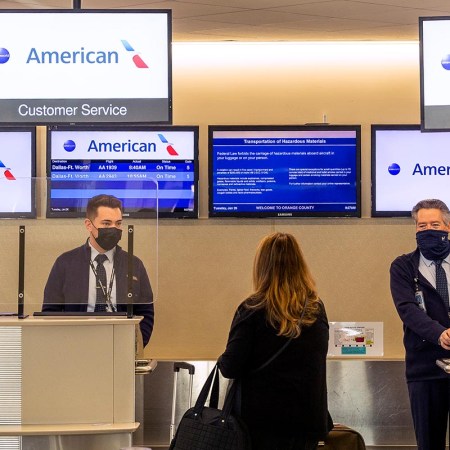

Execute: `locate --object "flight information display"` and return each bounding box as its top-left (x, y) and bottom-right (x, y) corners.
top-left (209, 125), bottom-right (361, 218)
top-left (47, 126), bottom-right (198, 218)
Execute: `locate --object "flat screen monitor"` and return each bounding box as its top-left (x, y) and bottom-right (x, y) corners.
top-left (371, 124), bottom-right (450, 216)
top-left (208, 125), bottom-right (361, 218)
top-left (0, 10), bottom-right (171, 124)
top-left (420, 16), bottom-right (450, 131)
top-left (46, 125), bottom-right (198, 219)
top-left (0, 126), bottom-right (36, 219)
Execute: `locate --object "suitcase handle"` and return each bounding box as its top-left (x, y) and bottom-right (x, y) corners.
top-left (173, 361), bottom-right (195, 375)
top-left (171, 362), bottom-right (196, 442)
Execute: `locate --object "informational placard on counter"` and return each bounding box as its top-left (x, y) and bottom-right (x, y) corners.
top-left (328, 322), bottom-right (383, 357)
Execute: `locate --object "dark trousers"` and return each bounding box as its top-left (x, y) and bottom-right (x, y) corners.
top-left (408, 378), bottom-right (450, 450)
top-left (250, 429), bottom-right (318, 450)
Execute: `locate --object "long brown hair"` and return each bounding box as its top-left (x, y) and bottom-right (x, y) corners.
top-left (247, 232), bottom-right (320, 338)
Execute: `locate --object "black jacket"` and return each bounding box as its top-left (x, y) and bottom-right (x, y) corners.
top-left (390, 247), bottom-right (450, 381)
top-left (42, 242), bottom-right (154, 346)
top-left (218, 300), bottom-right (331, 440)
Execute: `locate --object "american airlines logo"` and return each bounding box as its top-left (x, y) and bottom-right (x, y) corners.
top-left (389, 162), bottom-right (450, 176)
top-left (20, 40), bottom-right (149, 68)
top-left (63, 140), bottom-right (76, 152)
top-left (158, 134), bottom-right (179, 156)
top-left (388, 163), bottom-right (400, 175)
top-left (60, 134), bottom-right (180, 155)
top-left (0, 48), bottom-right (10, 64)
top-left (121, 40), bottom-right (149, 69)
top-left (442, 54), bottom-right (450, 70)
top-left (0, 160), bottom-right (16, 180)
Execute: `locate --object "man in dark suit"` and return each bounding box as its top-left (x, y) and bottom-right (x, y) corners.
top-left (42, 194), bottom-right (154, 346)
top-left (391, 198), bottom-right (450, 450)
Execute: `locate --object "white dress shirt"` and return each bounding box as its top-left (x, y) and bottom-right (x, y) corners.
top-left (419, 253), bottom-right (450, 291)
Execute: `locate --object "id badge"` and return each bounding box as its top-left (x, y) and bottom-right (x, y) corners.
top-left (415, 290), bottom-right (427, 312)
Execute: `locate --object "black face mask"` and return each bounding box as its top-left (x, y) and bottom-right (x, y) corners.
top-left (92, 225), bottom-right (122, 251)
top-left (416, 229), bottom-right (450, 261)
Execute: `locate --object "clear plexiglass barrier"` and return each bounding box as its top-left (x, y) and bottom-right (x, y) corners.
top-left (0, 176), bottom-right (159, 317)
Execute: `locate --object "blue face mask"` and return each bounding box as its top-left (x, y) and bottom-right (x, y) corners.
top-left (416, 229), bottom-right (450, 261)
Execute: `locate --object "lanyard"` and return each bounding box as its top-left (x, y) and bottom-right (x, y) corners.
top-left (89, 259), bottom-right (117, 312)
top-left (413, 276), bottom-right (420, 293)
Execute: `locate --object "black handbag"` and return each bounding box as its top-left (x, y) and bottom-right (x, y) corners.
top-left (169, 364), bottom-right (251, 450)
top-left (168, 339), bottom-right (296, 450)
top-left (169, 301), bottom-right (310, 450)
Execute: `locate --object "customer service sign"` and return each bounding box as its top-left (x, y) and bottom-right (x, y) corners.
top-left (0, 10), bottom-right (172, 123)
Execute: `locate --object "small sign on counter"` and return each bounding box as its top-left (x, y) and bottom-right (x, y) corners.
top-left (328, 322), bottom-right (383, 357)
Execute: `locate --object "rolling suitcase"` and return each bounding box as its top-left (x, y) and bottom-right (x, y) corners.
top-left (318, 423), bottom-right (366, 450)
top-left (169, 361), bottom-right (196, 442)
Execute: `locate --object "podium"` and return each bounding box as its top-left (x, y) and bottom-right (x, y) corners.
top-left (0, 316), bottom-right (141, 450)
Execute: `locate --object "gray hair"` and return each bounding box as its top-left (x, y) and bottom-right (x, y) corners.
top-left (411, 199), bottom-right (450, 225)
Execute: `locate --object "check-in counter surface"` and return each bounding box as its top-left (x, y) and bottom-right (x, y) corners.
top-left (0, 422), bottom-right (139, 436)
top-left (0, 316), bottom-right (139, 435)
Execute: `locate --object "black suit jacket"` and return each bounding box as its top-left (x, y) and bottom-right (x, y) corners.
top-left (390, 247), bottom-right (450, 381)
top-left (42, 242), bottom-right (154, 346)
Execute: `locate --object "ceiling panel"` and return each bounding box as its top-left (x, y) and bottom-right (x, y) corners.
top-left (272, 1), bottom-right (449, 25)
top-left (88, 0), bottom-right (246, 17)
top-left (181, 0), bottom-right (329, 8)
top-left (1, 0), bottom-right (449, 41)
top-left (354, 0), bottom-right (450, 11)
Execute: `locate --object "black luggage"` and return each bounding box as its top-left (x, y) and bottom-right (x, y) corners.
top-left (318, 423), bottom-right (366, 450)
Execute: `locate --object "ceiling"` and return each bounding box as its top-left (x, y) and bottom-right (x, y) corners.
top-left (2, 0), bottom-right (450, 42)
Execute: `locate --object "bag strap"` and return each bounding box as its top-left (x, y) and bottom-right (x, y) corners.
top-left (228, 340), bottom-right (289, 417)
top-left (220, 375), bottom-right (240, 421)
top-left (209, 365), bottom-right (220, 409)
top-left (194, 300), bottom-right (311, 420)
top-left (192, 364), bottom-right (236, 425)
top-left (231, 299), bottom-right (311, 416)
top-left (252, 337), bottom-right (292, 373)
top-left (252, 297), bottom-right (310, 374)
top-left (192, 364), bottom-right (219, 413)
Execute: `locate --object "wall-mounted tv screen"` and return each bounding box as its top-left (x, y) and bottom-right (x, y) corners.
top-left (208, 125), bottom-right (361, 218)
top-left (0, 10), bottom-right (171, 124)
top-left (47, 125), bottom-right (198, 219)
top-left (371, 124), bottom-right (450, 216)
top-left (420, 16), bottom-right (450, 131)
top-left (0, 126), bottom-right (36, 219)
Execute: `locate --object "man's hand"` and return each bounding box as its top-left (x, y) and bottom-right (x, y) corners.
top-left (439, 329), bottom-right (450, 349)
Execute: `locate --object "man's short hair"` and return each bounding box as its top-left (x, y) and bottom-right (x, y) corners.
top-left (411, 199), bottom-right (450, 225)
top-left (86, 195), bottom-right (123, 220)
